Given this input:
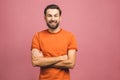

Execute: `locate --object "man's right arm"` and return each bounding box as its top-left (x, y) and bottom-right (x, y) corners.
top-left (31, 48), bottom-right (67, 67)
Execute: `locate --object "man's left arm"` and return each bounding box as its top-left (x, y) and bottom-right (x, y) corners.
top-left (51, 49), bottom-right (76, 69)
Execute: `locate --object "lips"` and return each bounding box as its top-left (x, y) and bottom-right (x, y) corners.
top-left (49, 20), bottom-right (57, 23)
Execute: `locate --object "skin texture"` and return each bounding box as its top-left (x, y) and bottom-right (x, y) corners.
top-left (31, 9), bottom-right (76, 69)
top-left (45, 9), bottom-right (61, 30)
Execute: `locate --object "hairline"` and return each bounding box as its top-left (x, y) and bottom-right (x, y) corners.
top-left (44, 4), bottom-right (62, 16)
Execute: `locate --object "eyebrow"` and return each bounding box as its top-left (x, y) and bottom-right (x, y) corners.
top-left (47, 13), bottom-right (59, 16)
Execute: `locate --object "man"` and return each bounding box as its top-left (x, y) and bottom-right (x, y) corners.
top-left (31, 4), bottom-right (78, 80)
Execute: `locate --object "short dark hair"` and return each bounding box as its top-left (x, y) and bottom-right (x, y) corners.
top-left (44, 4), bottom-right (62, 16)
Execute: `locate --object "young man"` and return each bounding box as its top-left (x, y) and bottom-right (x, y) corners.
top-left (31, 4), bottom-right (78, 80)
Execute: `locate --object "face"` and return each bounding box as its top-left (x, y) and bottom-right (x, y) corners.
top-left (45, 9), bottom-right (61, 29)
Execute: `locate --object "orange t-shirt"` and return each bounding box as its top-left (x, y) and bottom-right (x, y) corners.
top-left (31, 29), bottom-right (77, 80)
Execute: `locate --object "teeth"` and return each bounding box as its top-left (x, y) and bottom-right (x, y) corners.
top-left (51, 22), bottom-right (55, 23)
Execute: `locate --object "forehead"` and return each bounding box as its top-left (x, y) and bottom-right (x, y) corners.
top-left (46, 9), bottom-right (59, 15)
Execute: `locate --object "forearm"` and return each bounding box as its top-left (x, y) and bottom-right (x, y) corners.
top-left (32, 55), bottom-right (67, 67)
top-left (51, 59), bottom-right (75, 69)
top-left (51, 50), bottom-right (77, 69)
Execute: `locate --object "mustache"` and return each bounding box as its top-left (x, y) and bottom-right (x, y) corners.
top-left (49, 20), bottom-right (57, 23)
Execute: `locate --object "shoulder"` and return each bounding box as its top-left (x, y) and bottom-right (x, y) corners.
top-left (34, 29), bottom-right (48, 36)
top-left (38, 29), bottom-right (48, 34)
top-left (32, 29), bottom-right (48, 38)
top-left (62, 29), bottom-right (75, 37)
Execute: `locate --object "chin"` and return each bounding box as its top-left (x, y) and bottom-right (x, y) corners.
top-left (49, 27), bottom-right (58, 30)
top-left (47, 23), bottom-right (59, 30)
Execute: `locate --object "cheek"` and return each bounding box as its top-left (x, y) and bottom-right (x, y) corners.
top-left (57, 18), bottom-right (60, 22)
top-left (46, 18), bottom-right (51, 22)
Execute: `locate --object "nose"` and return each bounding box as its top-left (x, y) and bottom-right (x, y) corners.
top-left (51, 16), bottom-right (55, 20)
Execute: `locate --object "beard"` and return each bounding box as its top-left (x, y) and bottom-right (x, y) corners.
top-left (47, 20), bottom-right (59, 29)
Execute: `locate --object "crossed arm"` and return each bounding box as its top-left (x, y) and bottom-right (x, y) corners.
top-left (31, 48), bottom-right (76, 69)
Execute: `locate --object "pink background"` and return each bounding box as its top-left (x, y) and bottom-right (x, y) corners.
top-left (0, 0), bottom-right (120, 80)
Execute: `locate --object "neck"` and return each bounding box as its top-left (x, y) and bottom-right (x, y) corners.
top-left (48, 27), bottom-right (61, 33)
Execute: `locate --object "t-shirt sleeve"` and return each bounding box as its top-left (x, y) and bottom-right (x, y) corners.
top-left (68, 34), bottom-right (78, 51)
top-left (31, 32), bottom-right (41, 50)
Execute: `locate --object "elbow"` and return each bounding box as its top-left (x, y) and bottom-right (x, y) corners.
top-left (32, 60), bottom-right (39, 67)
top-left (65, 61), bottom-right (75, 69)
top-left (32, 60), bottom-right (44, 67)
top-left (68, 60), bottom-right (76, 69)
top-left (69, 60), bottom-right (76, 69)
top-left (32, 61), bottom-right (36, 67)
top-left (64, 60), bottom-right (76, 69)
top-left (31, 57), bottom-right (42, 67)
top-left (69, 63), bottom-right (75, 69)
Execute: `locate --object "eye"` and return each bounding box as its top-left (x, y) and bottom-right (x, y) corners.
top-left (47, 14), bottom-right (52, 17)
top-left (54, 14), bottom-right (58, 17)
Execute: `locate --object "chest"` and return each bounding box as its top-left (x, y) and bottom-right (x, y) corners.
top-left (39, 34), bottom-right (70, 56)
